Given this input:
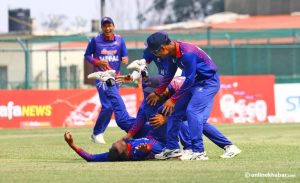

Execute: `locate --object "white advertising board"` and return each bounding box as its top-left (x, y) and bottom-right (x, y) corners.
top-left (269, 84), bottom-right (300, 123)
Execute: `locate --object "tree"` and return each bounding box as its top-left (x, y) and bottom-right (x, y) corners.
top-left (72, 16), bottom-right (87, 31)
top-left (149, 0), bottom-right (224, 24)
top-left (42, 14), bottom-right (67, 31)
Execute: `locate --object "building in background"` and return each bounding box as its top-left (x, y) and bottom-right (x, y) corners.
top-left (8, 8), bottom-right (33, 33)
top-left (225, 0), bottom-right (300, 15)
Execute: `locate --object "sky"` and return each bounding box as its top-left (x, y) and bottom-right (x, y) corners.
top-left (0, 0), bottom-right (153, 33)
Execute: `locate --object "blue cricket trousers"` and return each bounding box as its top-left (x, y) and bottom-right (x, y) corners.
top-left (93, 83), bottom-right (136, 135)
top-left (166, 74), bottom-right (232, 152)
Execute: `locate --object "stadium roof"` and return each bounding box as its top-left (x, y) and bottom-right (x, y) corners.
top-left (1, 14), bottom-right (300, 47)
top-left (208, 14), bottom-right (300, 30)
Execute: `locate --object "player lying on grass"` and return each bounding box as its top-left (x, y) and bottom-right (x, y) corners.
top-left (90, 70), bottom-right (241, 160)
top-left (64, 74), bottom-right (189, 162)
top-left (64, 131), bottom-right (164, 162)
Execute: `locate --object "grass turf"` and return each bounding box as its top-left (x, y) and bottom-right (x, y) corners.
top-left (0, 123), bottom-right (299, 183)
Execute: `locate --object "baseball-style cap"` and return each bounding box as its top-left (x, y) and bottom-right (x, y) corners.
top-left (145, 32), bottom-right (171, 53)
top-left (143, 74), bottom-right (163, 94)
top-left (101, 16), bottom-right (114, 26)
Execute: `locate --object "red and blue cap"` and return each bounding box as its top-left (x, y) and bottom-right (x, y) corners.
top-left (145, 32), bottom-right (171, 53)
top-left (101, 17), bottom-right (114, 26)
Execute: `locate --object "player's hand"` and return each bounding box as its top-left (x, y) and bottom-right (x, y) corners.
top-left (94, 59), bottom-right (109, 67)
top-left (116, 74), bottom-right (133, 84)
top-left (149, 114), bottom-right (168, 129)
top-left (122, 57), bottom-right (129, 65)
top-left (121, 133), bottom-right (132, 141)
top-left (146, 92), bottom-right (160, 106)
top-left (64, 131), bottom-right (74, 146)
top-left (162, 99), bottom-right (175, 116)
top-left (135, 143), bottom-right (150, 152)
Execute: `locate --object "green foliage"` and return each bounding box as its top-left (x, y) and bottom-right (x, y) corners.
top-left (152, 0), bottom-right (224, 24)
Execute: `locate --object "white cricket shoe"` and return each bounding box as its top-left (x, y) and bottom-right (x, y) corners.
top-left (179, 149), bottom-right (193, 161)
top-left (127, 59), bottom-right (146, 72)
top-left (90, 133), bottom-right (106, 144)
top-left (87, 70), bottom-right (116, 82)
top-left (220, 145), bottom-right (241, 159)
top-left (155, 149), bottom-right (182, 160)
top-left (190, 152), bottom-right (209, 160)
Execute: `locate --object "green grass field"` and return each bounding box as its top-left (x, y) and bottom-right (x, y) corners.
top-left (0, 124), bottom-right (299, 183)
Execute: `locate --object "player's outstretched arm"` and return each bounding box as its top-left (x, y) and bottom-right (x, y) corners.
top-left (64, 131), bottom-right (109, 162)
top-left (64, 131), bottom-right (77, 150)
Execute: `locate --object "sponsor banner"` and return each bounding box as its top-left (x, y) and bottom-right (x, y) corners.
top-left (268, 84), bottom-right (300, 123)
top-left (0, 75), bottom-right (277, 128)
top-left (210, 75), bottom-right (275, 124)
top-left (0, 88), bottom-right (142, 129)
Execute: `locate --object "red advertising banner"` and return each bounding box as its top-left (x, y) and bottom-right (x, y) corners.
top-left (209, 75), bottom-right (275, 123)
top-left (0, 75), bottom-right (275, 128)
top-left (0, 88), bottom-right (142, 129)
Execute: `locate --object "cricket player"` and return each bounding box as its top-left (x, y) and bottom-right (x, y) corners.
top-left (88, 70), bottom-right (192, 150)
top-left (64, 131), bottom-right (164, 162)
top-left (145, 32), bottom-right (241, 160)
top-left (84, 16), bottom-right (130, 144)
top-left (120, 74), bottom-right (192, 150)
top-left (87, 70), bottom-right (151, 139)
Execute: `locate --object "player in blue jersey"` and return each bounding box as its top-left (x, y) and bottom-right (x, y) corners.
top-left (88, 70), bottom-right (192, 151)
top-left (64, 131), bottom-right (164, 162)
top-left (145, 32), bottom-right (241, 160)
top-left (120, 74), bottom-right (192, 151)
top-left (64, 74), bottom-right (191, 162)
top-left (120, 53), bottom-right (192, 151)
top-left (123, 73), bottom-right (239, 160)
top-left (84, 17), bottom-right (131, 144)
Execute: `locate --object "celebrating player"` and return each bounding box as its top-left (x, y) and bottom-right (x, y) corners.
top-left (145, 32), bottom-right (241, 160)
top-left (84, 16), bottom-right (130, 144)
top-left (64, 131), bottom-right (164, 162)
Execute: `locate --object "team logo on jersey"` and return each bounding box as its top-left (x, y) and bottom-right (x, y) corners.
top-left (100, 49), bottom-right (117, 55)
top-left (99, 55), bottom-right (119, 62)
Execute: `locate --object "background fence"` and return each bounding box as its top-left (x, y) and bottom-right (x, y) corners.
top-left (1, 28), bottom-right (300, 89)
top-left (128, 44), bottom-right (300, 83)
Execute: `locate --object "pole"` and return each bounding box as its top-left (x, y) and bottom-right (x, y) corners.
top-left (225, 34), bottom-right (236, 75)
top-left (58, 41), bottom-right (63, 88)
top-left (46, 51), bottom-right (49, 89)
top-left (207, 26), bottom-right (211, 47)
top-left (100, 0), bottom-right (105, 19)
top-left (17, 37), bottom-right (31, 89)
